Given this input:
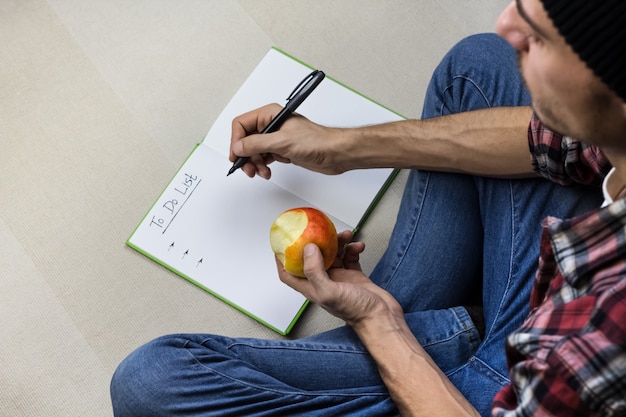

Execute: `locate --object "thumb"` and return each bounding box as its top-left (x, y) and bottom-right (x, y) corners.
top-left (233, 133), bottom-right (267, 157)
top-left (302, 243), bottom-right (328, 284)
top-left (231, 137), bottom-right (251, 158)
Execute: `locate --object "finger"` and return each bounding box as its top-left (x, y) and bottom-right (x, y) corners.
top-left (337, 230), bottom-right (354, 247)
top-left (302, 244), bottom-right (331, 287)
top-left (232, 132), bottom-right (283, 179)
top-left (230, 136), bottom-right (256, 161)
top-left (230, 118), bottom-right (258, 162)
top-left (342, 242), bottom-right (365, 271)
top-left (344, 241), bottom-right (365, 256)
top-left (229, 104), bottom-right (281, 161)
top-left (276, 256), bottom-right (311, 292)
top-left (329, 230), bottom-right (355, 268)
top-left (241, 154), bottom-right (272, 179)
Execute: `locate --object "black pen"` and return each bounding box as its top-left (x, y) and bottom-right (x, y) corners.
top-left (227, 69), bottom-right (326, 176)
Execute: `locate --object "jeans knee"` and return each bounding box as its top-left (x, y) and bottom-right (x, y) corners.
top-left (448, 33), bottom-right (510, 61)
top-left (435, 32), bottom-right (516, 91)
top-left (423, 32), bottom-right (527, 118)
top-left (110, 345), bottom-right (152, 416)
top-left (110, 336), bottom-right (182, 416)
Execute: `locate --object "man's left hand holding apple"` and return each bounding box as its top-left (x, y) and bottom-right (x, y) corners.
top-left (277, 229), bottom-right (477, 416)
top-left (276, 229), bottom-right (404, 331)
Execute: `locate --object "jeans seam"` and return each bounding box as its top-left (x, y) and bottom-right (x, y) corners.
top-left (450, 306), bottom-right (482, 348)
top-left (380, 171), bottom-right (430, 292)
top-left (482, 180), bottom-right (516, 343)
top-left (439, 75), bottom-right (492, 115)
top-left (420, 327), bottom-right (480, 350)
top-left (445, 356), bottom-right (511, 386)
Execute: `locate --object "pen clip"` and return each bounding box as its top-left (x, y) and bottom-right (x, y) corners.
top-left (286, 70), bottom-right (321, 101)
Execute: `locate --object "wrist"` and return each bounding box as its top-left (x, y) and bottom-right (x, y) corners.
top-left (350, 304), bottom-right (407, 340)
top-left (329, 127), bottom-right (366, 172)
top-left (336, 122), bottom-right (419, 171)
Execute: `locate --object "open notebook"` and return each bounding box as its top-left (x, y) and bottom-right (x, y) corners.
top-left (127, 48), bottom-right (404, 334)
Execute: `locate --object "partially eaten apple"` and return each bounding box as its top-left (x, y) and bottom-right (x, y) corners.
top-left (269, 207), bottom-right (338, 278)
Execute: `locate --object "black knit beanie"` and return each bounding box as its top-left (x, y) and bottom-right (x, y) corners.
top-left (539, 0), bottom-right (626, 102)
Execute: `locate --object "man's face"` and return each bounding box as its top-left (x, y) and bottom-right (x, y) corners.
top-left (496, 0), bottom-right (625, 148)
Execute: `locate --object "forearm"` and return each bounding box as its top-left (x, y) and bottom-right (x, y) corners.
top-left (338, 106), bottom-right (535, 178)
top-left (353, 314), bottom-right (480, 417)
top-left (286, 240), bottom-right (480, 414)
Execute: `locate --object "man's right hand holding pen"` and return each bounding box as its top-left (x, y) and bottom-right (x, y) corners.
top-left (229, 103), bottom-right (352, 179)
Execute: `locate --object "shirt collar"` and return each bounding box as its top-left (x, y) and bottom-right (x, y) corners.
top-left (602, 167), bottom-right (616, 207)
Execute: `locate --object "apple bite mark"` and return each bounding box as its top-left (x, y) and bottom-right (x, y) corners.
top-left (270, 210), bottom-right (308, 270)
top-left (269, 207), bottom-right (339, 278)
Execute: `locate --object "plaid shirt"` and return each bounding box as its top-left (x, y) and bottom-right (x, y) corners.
top-left (492, 116), bottom-right (626, 416)
top-left (526, 114), bottom-right (611, 187)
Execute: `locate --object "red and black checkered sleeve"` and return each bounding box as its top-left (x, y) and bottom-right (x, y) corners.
top-left (527, 114), bottom-right (612, 187)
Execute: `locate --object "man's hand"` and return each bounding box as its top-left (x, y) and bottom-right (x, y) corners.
top-left (229, 104), bottom-right (349, 179)
top-left (276, 230), bottom-right (404, 326)
top-left (278, 230), bottom-right (480, 416)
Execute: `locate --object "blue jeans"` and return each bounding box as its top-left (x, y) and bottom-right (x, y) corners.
top-left (110, 34), bottom-right (601, 416)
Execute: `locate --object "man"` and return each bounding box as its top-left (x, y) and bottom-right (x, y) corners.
top-left (111, 0), bottom-right (625, 415)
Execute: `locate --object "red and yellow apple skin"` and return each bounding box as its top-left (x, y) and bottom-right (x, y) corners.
top-left (269, 207), bottom-right (339, 278)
